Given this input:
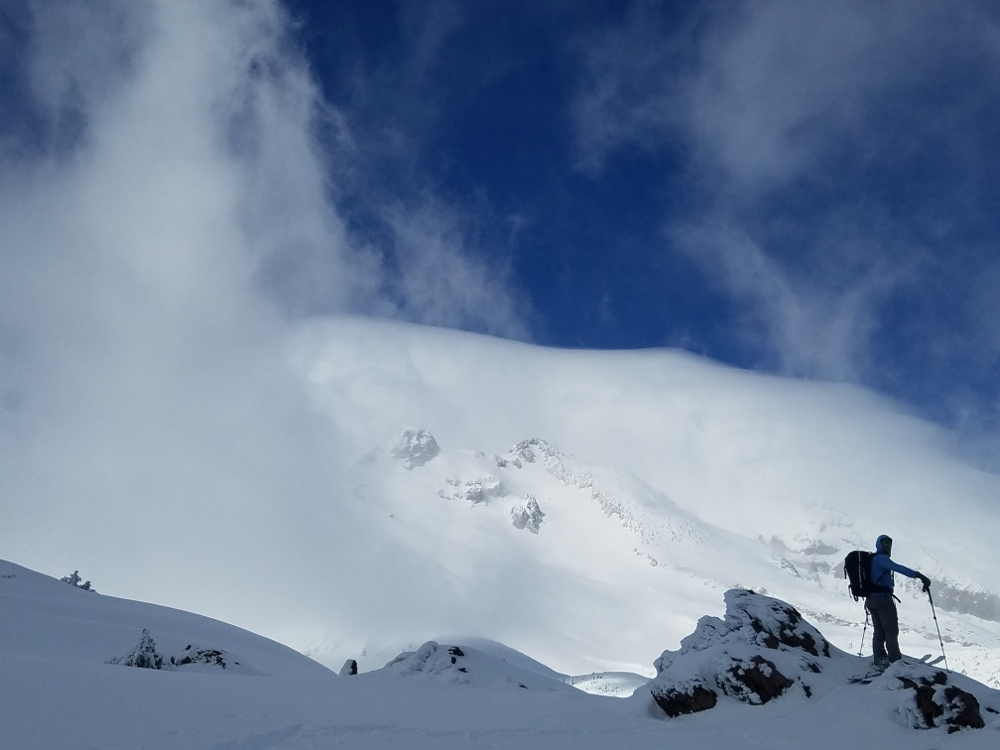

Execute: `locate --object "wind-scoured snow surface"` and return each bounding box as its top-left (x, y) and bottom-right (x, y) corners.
top-left (5, 559), bottom-right (1000, 749)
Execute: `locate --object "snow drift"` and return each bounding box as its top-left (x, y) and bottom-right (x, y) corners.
top-left (5, 558), bottom-right (1000, 748)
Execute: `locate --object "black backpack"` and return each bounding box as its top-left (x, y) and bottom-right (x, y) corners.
top-left (844, 550), bottom-right (875, 601)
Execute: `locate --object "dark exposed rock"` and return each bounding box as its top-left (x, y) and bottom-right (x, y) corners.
top-left (899, 671), bottom-right (984, 732)
top-left (942, 686), bottom-right (984, 732)
top-left (340, 659), bottom-right (358, 676)
top-left (651, 685), bottom-right (718, 717)
top-left (742, 597), bottom-right (830, 658)
top-left (911, 682), bottom-right (944, 729)
top-left (716, 655), bottom-right (794, 705)
top-left (171, 646), bottom-right (229, 669)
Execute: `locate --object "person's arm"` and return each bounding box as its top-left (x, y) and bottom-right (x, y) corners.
top-left (888, 559), bottom-right (931, 590)
top-left (886, 558), bottom-right (919, 578)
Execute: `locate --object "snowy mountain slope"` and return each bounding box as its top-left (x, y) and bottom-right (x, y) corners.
top-left (314, 416), bottom-right (1000, 685)
top-left (5, 561), bottom-right (1000, 750)
top-left (0, 559), bottom-right (329, 679)
top-left (9, 316), bottom-right (1000, 694)
top-left (288, 318), bottom-right (1000, 680)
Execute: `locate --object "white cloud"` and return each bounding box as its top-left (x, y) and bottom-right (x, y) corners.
top-left (571, 0), bottom-right (1000, 407)
top-left (0, 0), bottom-right (527, 631)
top-left (575, 0), bottom-right (1000, 188)
top-left (670, 220), bottom-right (919, 381)
top-left (382, 200), bottom-right (531, 339)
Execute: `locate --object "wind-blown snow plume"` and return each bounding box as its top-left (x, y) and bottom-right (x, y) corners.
top-left (0, 0), bottom-right (525, 632)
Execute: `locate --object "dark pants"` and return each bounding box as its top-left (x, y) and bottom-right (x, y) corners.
top-left (866, 593), bottom-right (901, 665)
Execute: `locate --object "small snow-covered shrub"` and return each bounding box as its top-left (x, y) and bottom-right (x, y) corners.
top-left (106, 629), bottom-right (164, 670)
top-left (60, 570), bottom-right (96, 592)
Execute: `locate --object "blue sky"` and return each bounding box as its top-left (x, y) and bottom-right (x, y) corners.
top-left (0, 0), bottom-right (998, 461)
top-left (276, 0), bottom-right (1000, 444)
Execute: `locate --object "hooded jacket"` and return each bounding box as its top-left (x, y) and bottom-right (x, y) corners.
top-left (870, 534), bottom-right (920, 593)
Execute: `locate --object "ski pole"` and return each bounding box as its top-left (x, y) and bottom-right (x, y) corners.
top-left (857, 607), bottom-right (869, 658)
top-left (926, 588), bottom-right (949, 671)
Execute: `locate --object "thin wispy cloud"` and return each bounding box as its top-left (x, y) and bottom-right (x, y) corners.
top-left (572, 0), bottom-right (1000, 441)
top-left (671, 221), bottom-right (905, 381)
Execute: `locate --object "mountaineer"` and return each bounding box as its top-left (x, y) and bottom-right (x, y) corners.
top-left (867, 534), bottom-right (931, 669)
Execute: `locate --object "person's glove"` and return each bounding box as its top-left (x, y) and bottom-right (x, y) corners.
top-left (918, 573), bottom-right (931, 592)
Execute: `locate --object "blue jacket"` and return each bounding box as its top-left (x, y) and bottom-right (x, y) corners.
top-left (870, 534), bottom-right (919, 593)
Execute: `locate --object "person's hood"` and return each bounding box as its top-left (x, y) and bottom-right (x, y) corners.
top-left (876, 534), bottom-right (892, 555)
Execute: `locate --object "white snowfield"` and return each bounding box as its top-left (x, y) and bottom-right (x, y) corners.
top-left (3, 558), bottom-right (999, 749)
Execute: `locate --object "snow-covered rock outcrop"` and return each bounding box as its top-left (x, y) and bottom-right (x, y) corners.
top-left (511, 495), bottom-right (545, 533)
top-left (106, 629), bottom-right (240, 671)
top-left (438, 476), bottom-right (506, 505)
top-left (644, 589), bottom-right (997, 733)
top-left (887, 662), bottom-right (987, 732)
top-left (647, 589), bottom-right (829, 716)
top-left (379, 642), bottom-right (470, 682)
top-left (390, 428), bottom-right (441, 469)
top-left (367, 640), bottom-right (580, 692)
